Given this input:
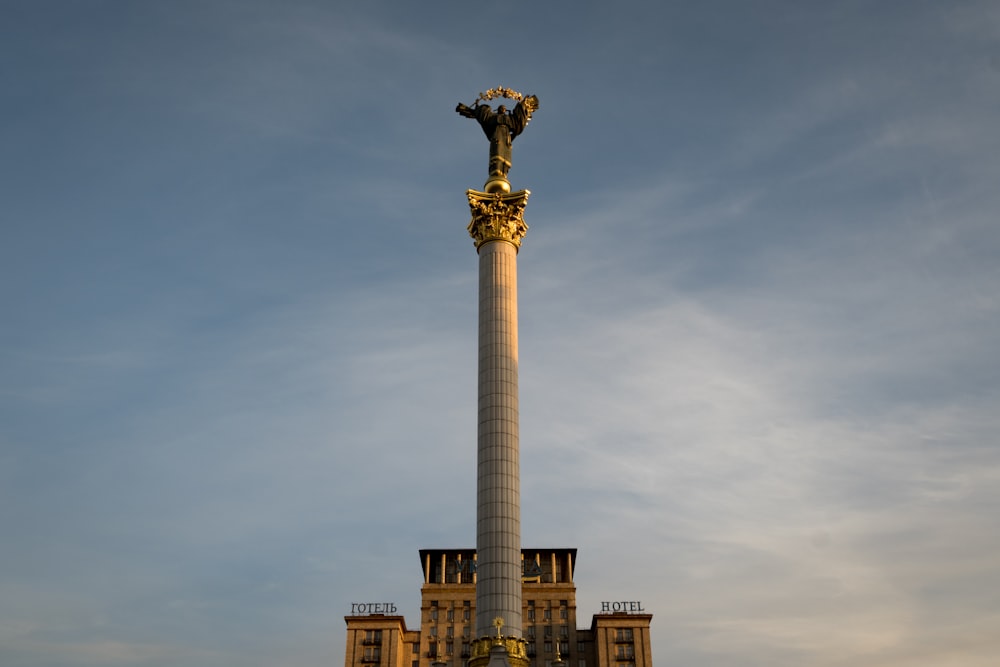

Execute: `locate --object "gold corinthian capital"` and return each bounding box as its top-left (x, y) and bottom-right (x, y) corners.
top-left (466, 189), bottom-right (530, 250)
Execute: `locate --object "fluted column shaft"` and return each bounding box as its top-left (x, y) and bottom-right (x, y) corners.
top-left (475, 238), bottom-right (522, 639)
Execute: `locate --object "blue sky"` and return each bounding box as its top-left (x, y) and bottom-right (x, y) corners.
top-left (2, 1), bottom-right (999, 666)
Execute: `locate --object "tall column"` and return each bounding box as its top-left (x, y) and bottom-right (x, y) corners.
top-left (467, 188), bottom-right (531, 667)
top-left (476, 234), bottom-right (521, 637)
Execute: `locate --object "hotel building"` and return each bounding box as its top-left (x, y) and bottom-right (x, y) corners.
top-left (343, 548), bottom-right (653, 667)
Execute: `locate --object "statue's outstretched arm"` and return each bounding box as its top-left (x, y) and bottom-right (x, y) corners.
top-left (456, 102), bottom-right (477, 119)
top-left (511, 95), bottom-right (539, 136)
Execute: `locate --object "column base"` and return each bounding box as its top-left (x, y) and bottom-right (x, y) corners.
top-left (468, 638), bottom-right (530, 667)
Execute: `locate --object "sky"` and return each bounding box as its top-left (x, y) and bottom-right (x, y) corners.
top-left (2, 1), bottom-right (999, 666)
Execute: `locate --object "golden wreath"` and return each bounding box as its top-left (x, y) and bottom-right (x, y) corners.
top-left (475, 86), bottom-right (525, 103)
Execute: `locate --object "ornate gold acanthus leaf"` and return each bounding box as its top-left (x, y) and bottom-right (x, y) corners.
top-left (466, 190), bottom-right (530, 250)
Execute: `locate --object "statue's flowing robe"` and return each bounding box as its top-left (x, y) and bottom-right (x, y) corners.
top-left (474, 101), bottom-right (532, 176)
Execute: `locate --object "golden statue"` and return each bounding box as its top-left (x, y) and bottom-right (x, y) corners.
top-left (457, 87), bottom-right (539, 182)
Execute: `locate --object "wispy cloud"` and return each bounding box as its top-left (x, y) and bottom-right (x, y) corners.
top-left (2, 2), bottom-right (998, 666)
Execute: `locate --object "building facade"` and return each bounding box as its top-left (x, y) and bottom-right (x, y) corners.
top-left (344, 548), bottom-right (652, 667)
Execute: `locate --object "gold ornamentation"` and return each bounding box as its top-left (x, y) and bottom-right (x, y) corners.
top-left (467, 189), bottom-right (530, 250)
top-left (476, 86), bottom-right (524, 103)
top-left (468, 637), bottom-right (530, 667)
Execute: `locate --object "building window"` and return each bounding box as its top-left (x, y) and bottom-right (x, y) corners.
top-left (577, 642), bottom-right (585, 653)
top-left (448, 609), bottom-right (454, 622)
top-left (615, 628), bottom-right (633, 642)
top-left (413, 643), bottom-right (420, 654)
top-left (363, 647), bottom-right (381, 662)
top-left (462, 643), bottom-right (471, 658)
top-left (559, 641), bottom-right (569, 655)
top-left (464, 608), bottom-right (471, 621)
top-left (560, 608), bottom-right (568, 619)
top-left (544, 608), bottom-right (552, 621)
top-left (527, 642), bottom-right (536, 657)
top-left (526, 626), bottom-right (535, 639)
top-left (431, 609), bottom-right (438, 621)
top-left (446, 642), bottom-right (454, 655)
top-left (544, 642), bottom-right (553, 654)
top-left (527, 609), bottom-right (535, 621)
top-left (462, 625), bottom-right (470, 639)
top-left (616, 646), bottom-right (634, 659)
top-left (447, 626), bottom-right (454, 638)
top-left (544, 626), bottom-right (552, 638)
top-left (559, 625), bottom-right (568, 639)
top-left (578, 660), bottom-right (586, 667)
top-left (430, 627), bottom-right (437, 637)
top-left (364, 630), bottom-right (382, 644)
